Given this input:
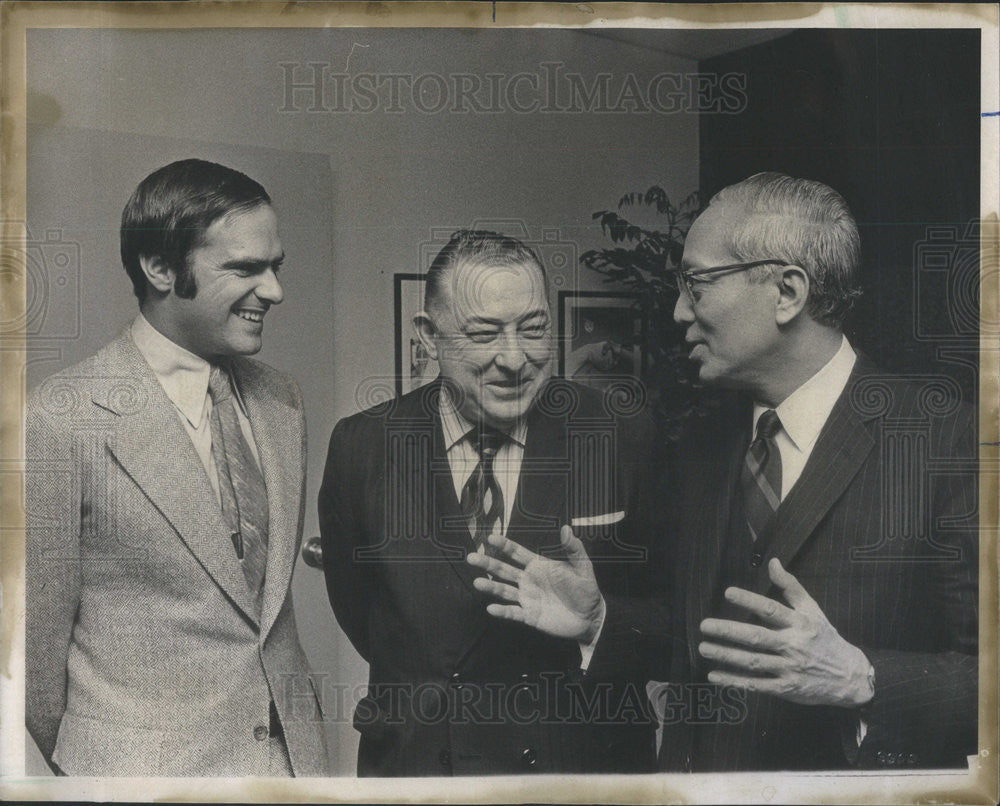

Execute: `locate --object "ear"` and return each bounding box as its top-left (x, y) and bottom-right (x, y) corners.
top-left (774, 264), bottom-right (810, 326)
top-left (139, 254), bottom-right (176, 295)
top-left (413, 311), bottom-right (440, 361)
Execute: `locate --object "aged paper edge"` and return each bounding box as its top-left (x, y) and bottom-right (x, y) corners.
top-left (0, 2), bottom-right (996, 803)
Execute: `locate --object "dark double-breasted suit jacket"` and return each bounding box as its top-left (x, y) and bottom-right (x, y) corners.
top-left (319, 378), bottom-right (665, 775)
top-left (25, 330), bottom-right (329, 776)
top-left (607, 358), bottom-right (979, 771)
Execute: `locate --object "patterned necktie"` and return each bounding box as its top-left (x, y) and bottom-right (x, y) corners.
top-left (740, 409), bottom-right (783, 542)
top-left (459, 426), bottom-right (506, 552)
top-left (208, 365), bottom-right (269, 599)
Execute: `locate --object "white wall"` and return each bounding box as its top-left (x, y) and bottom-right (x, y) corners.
top-left (26, 26), bottom-right (699, 774)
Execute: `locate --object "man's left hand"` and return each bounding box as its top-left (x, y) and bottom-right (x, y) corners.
top-left (466, 526), bottom-right (605, 644)
top-left (698, 558), bottom-right (873, 708)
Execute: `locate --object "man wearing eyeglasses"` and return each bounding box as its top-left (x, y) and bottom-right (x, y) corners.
top-left (473, 173), bottom-right (978, 770)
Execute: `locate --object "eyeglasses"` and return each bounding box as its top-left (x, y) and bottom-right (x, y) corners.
top-left (671, 259), bottom-right (791, 304)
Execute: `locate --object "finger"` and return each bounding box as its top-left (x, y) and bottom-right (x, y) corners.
top-left (698, 641), bottom-right (786, 674)
top-left (465, 552), bottom-right (521, 584)
top-left (559, 525), bottom-right (590, 569)
top-left (485, 603), bottom-right (526, 623)
top-left (768, 559), bottom-right (815, 610)
top-left (486, 532), bottom-right (537, 566)
top-left (699, 618), bottom-right (782, 652)
top-left (706, 670), bottom-right (784, 696)
top-left (722, 586), bottom-right (796, 626)
top-left (472, 576), bottom-right (521, 603)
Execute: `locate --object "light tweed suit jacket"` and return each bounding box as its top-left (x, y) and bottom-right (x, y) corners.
top-left (25, 329), bottom-right (329, 776)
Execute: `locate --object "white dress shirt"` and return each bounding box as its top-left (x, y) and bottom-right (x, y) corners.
top-left (751, 335), bottom-right (857, 501)
top-left (131, 314), bottom-right (261, 508)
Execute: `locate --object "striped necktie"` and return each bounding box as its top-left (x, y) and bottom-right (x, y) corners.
top-left (208, 365), bottom-right (269, 600)
top-left (460, 426), bottom-right (506, 551)
top-left (740, 409), bottom-right (783, 542)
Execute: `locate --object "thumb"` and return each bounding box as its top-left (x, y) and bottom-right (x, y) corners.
top-left (560, 525), bottom-right (590, 570)
top-left (768, 558), bottom-right (813, 610)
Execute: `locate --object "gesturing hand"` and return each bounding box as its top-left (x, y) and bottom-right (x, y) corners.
top-left (466, 526), bottom-right (605, 644)
top-left (699, 559), bottom-right (874, 708)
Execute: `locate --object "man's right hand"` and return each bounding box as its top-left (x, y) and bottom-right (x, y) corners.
top-left (466, 526), bottom-right (605, 643)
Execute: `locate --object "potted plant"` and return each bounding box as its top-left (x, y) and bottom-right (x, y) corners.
top-left (580, 186), bottom-right (713, 440)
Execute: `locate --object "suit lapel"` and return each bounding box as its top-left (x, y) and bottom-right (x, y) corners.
top-left (748, 362), bottom-right (878, 594)
top-left (236, 363), bottom-right (302, 640)
top-left (428, 401), bottom-right (485, 596)
top-left (100, 334), bottom-right (261, 625)
top-left (507, 399), bottom-right (565, 556)
top-left (685, 412), bottom-right (746, 674)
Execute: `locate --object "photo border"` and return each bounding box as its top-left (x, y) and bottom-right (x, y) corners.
top-left (0, 3), bottom-right (996, 804)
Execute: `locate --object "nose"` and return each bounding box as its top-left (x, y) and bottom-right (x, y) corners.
top-left (673, 288), bottom-right (694, 326)
top-left (493, 331), bottom-right (528, 373)
top-left (255, 268), bottom-right (284, 305)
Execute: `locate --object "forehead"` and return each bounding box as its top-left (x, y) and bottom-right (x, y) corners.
top-left (199, 204), bottom-right (280, 253)
top-left (446, 258), bottom-right (548, 316)
top-left (682, 203), bottom-right (744, 270)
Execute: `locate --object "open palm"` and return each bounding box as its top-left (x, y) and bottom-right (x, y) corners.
top-left (466, 526), bottom-right (604, 643)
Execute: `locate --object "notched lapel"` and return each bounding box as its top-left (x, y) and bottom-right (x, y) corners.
top-left (750, 386), bottom-right (876, 595)
top-left (508, 404), bottom-right (566, 557)
top-left (237, 369), bottom-right (302, 640)
top-left (686, 430), bottom-right (745, 672)
top-left (104, 370), bottom-right (261, 626)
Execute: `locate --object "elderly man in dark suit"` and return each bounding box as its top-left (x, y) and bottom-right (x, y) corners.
top-left (475, 173), bottom-right (978, 771)
top-left (26, 159), bottom-right (329, 776)
top-left (319, 230), bottom-right (663, 775)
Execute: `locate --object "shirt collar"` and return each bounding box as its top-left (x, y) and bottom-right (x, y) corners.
top-left (438, 386), bottom-right (528, 451)
top-left (753, 335), bottom-right (857, 453)
top-left (130, 314), bottom-right (247, 428)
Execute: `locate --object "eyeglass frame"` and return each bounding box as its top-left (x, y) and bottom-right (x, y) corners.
top-left (671, 259), bottom-right (791, 304)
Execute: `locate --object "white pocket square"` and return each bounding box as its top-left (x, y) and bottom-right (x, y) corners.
top-left (571, 511), bottom-right (625, 527)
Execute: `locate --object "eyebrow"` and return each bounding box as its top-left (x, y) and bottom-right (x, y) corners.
top-left (464, 309), bottom-right (550, 327)
top-left (219, 254), bottom-right (285, 272)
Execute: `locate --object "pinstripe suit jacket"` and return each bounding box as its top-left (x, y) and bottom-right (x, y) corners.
top-left (25, 330), bottom-right (329, 776)
top-left (599, 358), bottom-right (979, 771)
top-left (319, 378), bottom-right (662, 775)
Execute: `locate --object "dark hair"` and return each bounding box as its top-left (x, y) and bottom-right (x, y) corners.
top-left (424, 229), bottom-right (547, 313)
top-left (120, 159), bottom-right (271, 301)
top-left (710, 172), bottom-right (862, 326)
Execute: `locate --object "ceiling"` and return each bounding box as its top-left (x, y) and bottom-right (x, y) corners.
top-left (582, 28), bottom-right (795, 62)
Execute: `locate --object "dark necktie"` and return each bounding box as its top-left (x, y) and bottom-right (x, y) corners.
top-left (740, 409), bottom-right (783, 542)
top-left (459, 426), bottom-right (506, 551)
top-left (208, 365), bottom-right (269, 599)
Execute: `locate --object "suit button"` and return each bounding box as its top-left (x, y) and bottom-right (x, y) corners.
top-left (521, 748), bottom-right (537, 768)
top-left (684, 752), bottom-right (692, 772)
top-left (886, 752), bottom-right (897, 765)
top-left (253, 725), bottom-right (268, 741)
top-left (750, 552), bottom-right (763, 568)
top-left (907, 753), bottom-right (917, 765)
top-left (876, 751), bottom-right (886, 765)
top-left (439, 748), bottom-right (451, 767)
top-left (450, 672), bottom-right (463, 690)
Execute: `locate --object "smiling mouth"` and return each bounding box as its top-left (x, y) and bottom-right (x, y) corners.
top-left (235, 308), bottom-right (265, 324)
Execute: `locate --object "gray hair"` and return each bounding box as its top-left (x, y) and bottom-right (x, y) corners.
top-left (710, 172), bottom-right (862, 326)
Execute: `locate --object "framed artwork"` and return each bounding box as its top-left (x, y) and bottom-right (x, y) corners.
top-left (557, 291), bottom-right (646, 389)
top-left (394, 273), bottom-right (438, 396)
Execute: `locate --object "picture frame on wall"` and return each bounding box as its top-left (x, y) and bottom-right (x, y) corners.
top-left (557, 290), bottom-right (646, 389)
top-left (394, 272), bottom-right (438, 395)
